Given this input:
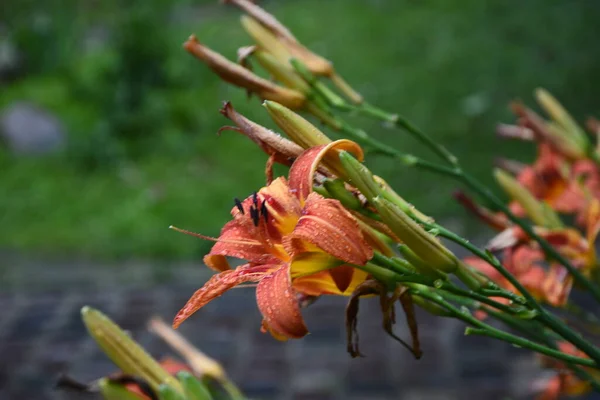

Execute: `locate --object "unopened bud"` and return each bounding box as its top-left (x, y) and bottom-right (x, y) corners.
top-left (493, 168), bottom-right (563, 228)
top-left (535, 88), bottom-right (590, 158)
top-left (372, 197), bottom-right (459, 273)
top-left (240, 15), bottom-right (293, 66)
top-left (397, 244), bottom-right (447, 280)
top-left (81, 306), bottom-right (182, 394)
top-left (338, 151), bottom-right (382, 201)
top-left (263, 100), bottom-right (332, 148)
top-left (323, 178), bottom-right (362, 210)
top-left (184, 35), bottom-right (305, 109)
top-left (253, 50), bottom-right (311, 93)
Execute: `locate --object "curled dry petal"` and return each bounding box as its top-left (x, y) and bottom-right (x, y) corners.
top-left (184, 35), bottom-right (305, 109)
top-left (286, 192), bottom-right (373, 265)
top-left (256, 264), bottom-right (309, 339)
top-left (173, 264), bottom-right (270, 328)
top-left (345, 281), bottom-right (420, 358)
top-left (288, 139), bottom-right (364, 202)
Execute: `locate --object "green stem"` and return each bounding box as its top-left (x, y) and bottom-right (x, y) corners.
top-left (339, 99), bottom-right (600, 304)
top-left (411, 286), bottom-right (598, 369)
top-left (459, 172), bottom-right (600, 303)
top-left (485, 308), bottom-right (600, 392)
top-left (358, 102), bottom-right (458, 166)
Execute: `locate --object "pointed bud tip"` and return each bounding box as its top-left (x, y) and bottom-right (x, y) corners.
top-left (80, 305), bottom-right (92, 317)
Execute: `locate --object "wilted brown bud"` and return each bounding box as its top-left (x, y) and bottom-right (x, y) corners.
top-left (220, 101), bottom-right (303, 165)
top-left (184, 35), bottom-right (305, 109)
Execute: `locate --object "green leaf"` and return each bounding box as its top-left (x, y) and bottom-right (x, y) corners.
top-left (178, 371), bottom-right (214, 400)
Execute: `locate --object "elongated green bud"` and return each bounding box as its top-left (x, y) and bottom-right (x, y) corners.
top-left (263, 100), bottom-right (331, 149)
top-left (410, 294), bottom-right (453, 317)
top-left (253, 50), bottom-right (311, 94)
top-left (158, 384), bottom-right (186, 400)
top-left (240, 15), bottom-right (292, 65)
top-left (535, 88), bottom-right (590, 158)
top-left (494, 168), bottom-right (563, 228)
top-left (323, 178), bottom-right (362, 210)
top-left (372, 197), bottom-right (458, 273)
top-left (178, 371), bottom-right (214, 400)
top-left (338, 151), bottom-right (381, 200)
top-left (81, 306), bottom-right (182, 394)
top-left (397, 244), bottom-right (447, 280)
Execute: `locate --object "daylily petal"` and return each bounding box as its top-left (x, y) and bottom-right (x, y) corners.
top-left (543, 264), bottom-right (573, 306)
top-left (464, 256), bottom-right (505, 285)
top-left (288, 139), bottom-right (364, 202)
top-left (256, 264), bottom-right (308, 339)
top-left (506, 246), bottom-right (545, 275)
top-left (204, 219), bottom-right (275, 271)
top-left (173, 264), bottom-right (270, 328)
top-left (287, 192), bottom-right (373, 265)
top-left (293, 267), bottom-right (369, 296)
top-left (289, 251), bottom-right (341, 278)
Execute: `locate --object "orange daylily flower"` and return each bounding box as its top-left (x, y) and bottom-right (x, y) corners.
top-left (535, 342), bottom-right (599, 400)
top-left (503, 141), bottom-right (600, 226)
top-left (465, 244), bottom-right (573, 308)
top-left (173, 142), bottom-right (374, 339)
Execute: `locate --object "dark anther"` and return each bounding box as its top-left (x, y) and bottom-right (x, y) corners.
top-left (261, 201), bottom-right (269, 222)
top-left (250, 207), bottom-right (260, 227)
top-left (253, 192), bottom-right (258, 207)
top-left (234, 198), bottom-right (244, 214)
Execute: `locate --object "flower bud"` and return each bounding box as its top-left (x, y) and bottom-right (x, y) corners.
top-left (544, 121), bottom-right (589, 160)
top-left (184, 35), bottom-right (305, 109)
top-left (494, 168), bottom-right (563, 228)
top-left (397, 244), bottom-right (447, 280)
top-left (227, 0), bottom-right (363, 103)
top-left (263, 100), bottom-right (332, 148)
top-left (149, 317), bottom-right (226, 381)
top-left (240, 15), bottom-right (294, 66)
top-left (81, 306), bottom-right (183, 394)
top-left (253, 49), bottom-right (311, 93)
top-left (323, 178), bottom-right (362, 210)
top-left (338, 151), bottom-right (382, 201)
top-left (535, 88), bottom-right (590, 158)
top-left (372, 197), bottom-right (459, 273)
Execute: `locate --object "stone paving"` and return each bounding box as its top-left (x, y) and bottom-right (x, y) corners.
top-left (0, 256), bottom-right (599, 400)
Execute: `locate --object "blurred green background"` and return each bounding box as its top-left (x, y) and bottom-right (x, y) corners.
top-left (2, 0), bottom-right (599, 260)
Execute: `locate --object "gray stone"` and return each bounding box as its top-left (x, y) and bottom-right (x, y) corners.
top-left (0, 102), bottom-right (66, 155)
top-left (0, 36), bottom-right (19, 80)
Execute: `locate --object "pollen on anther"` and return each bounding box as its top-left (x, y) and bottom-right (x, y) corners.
top-left (261, 201), bottom-right (269, 223)
top-left (250, 207), bottom-right (260, 227)
top-left (234, 198), bottom-right (245, 214)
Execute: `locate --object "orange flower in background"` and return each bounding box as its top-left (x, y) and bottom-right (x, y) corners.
top-left (535, 342), bottom-right (599, 400)
top-left (172, 141), bottom-right (374, 339)
top-left (464, 244), bottom-right (573, 308)
top-left (507, 142), bottom-right (600, 225)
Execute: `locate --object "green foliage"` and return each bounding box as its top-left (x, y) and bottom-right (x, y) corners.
top-left (2, 0), bottom-right (600, 259)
